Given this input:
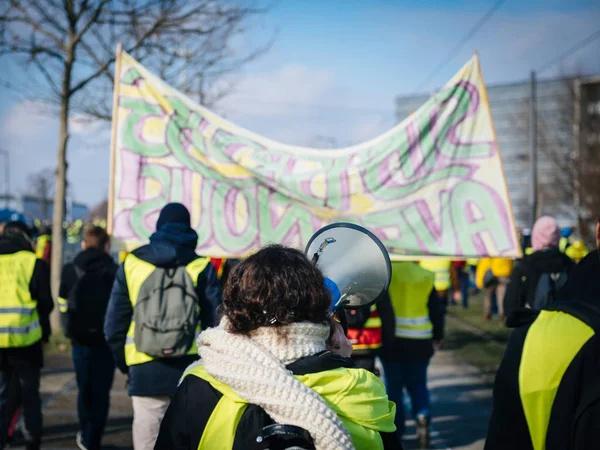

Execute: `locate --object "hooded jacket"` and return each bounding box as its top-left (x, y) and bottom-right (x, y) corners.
top-left (504, 247), bottom-right (575, 317)
top-left (155, 351), bottom-right (401, 450)
top-left (0, 234), bottom-right (53, 369)
top-left (104, 225), bottom-right (222, 397)
top-left (58, 248), bottom-right (118, 347)
top-left (486, 251), bottom-right (600, 450)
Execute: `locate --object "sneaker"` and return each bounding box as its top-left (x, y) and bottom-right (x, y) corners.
top-left (416, 414), bottom-right (430, 449)
top-left (76, 432), bottom-right (88, 450)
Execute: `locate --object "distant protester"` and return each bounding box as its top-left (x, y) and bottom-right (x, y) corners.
top-left (58, 226), bottom-right (117, 450)
top-left (0, 221), bottom-right (53, 450)
top-left (104, 203), bottom-right (222, 450)
top-left (504, 216), bottom-right (574, 317)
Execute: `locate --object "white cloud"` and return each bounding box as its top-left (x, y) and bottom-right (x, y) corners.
top-left (0, 100), bottom-right (110, 205)
top-left (219, 64), bottom-right (337, 117)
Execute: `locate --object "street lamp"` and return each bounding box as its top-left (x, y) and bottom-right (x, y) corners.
top-left (0, 149), bottom-right (9, 209)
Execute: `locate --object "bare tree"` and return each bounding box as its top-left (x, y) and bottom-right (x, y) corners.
top-left (0, 1), bottom-right (271, 322)
top-left (27, 168), bottom-right (55, 219)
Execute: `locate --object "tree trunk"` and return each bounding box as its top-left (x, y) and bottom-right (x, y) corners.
top-left (50, 46), bottom-right (73, 332)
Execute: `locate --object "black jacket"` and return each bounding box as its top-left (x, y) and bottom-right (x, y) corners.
top-left (486, 251), bottom-right (600, 450)
top-left (104, 241), bottom-right (222, 397)
top-left (0, 234), bottom-right (53, 369)
top-left (59, 248), bottom-right (118, 347)
top-left (378, 290), bottom-right (443, 362)
top-left (504, 247), bottom-right (575, 317)
top-left (155, 351), bottom-right (402, 450)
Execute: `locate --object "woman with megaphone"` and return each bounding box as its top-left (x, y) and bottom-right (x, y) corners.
top-left (155, 225), bottom-right (399, 450)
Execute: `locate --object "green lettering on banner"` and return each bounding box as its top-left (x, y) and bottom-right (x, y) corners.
top-left (403, 191), bottom-right (455, 253)
top-left (120, 98), bottom-right (169, 158)
top-left (257, 186), bottom-right (314, 246)
top-left (435, 84), bottom-right (492, 159)
top-left (450, 180), bottom-right (512, 255)
top-left (130, 164), bottom-right (171, 240)
top-left (170, 169), bottom-right (183, 203)
top-left (193, 178), bottom-right (215, 249)
top-left (212, 185), bottom-right (257, 252)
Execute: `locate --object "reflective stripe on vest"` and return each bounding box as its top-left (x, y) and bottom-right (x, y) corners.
top-left (0, 251), bottom-right (42, 348)
top-left (519, 310), bottom-right (595, 450)
top-left (389, 262), bottom-right (434, 340)
top-left (419, 260), bottom-right (451, 291)
top-left (123, 254), bottom-right (210, 366)
top-left (348, 306), bottom-right (383, 351)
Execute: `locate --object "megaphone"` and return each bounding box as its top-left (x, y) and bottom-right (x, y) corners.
top-left (305, 223), bottom-right (392, 312)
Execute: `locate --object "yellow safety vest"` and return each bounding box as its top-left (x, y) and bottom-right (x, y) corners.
top-left (0, 251), bottom-right (42, 348)
top-left (347, 305), bottom-right (382, 351)
top-left (565, 240), bottom-right (588, 263)
top-left (389, 262), bottom-right (434, 339)
top-left (519, 310), bottom-right (595, 450)
top-left (184, 362), bottom-right (396, 450)
top-left (35, 234), bottom-right (49, 259)
top-left (123, 254), bottom-right (210, 366)
top-left (419, 259), bottom-right (451, 291)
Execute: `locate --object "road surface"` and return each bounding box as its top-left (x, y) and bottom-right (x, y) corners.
top-left (10, 350), bottom-right (492, 450)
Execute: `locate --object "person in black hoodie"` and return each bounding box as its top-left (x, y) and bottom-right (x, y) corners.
top-left (104, 203), bottom-right (221, 450)
top-left (58, 226), bottom-right (117, 450)
top-left (504, 216), bottom-right (575, 318)
top-left (0, 221), bottom-right (53, 450)
top-left (486, 219), bottom-right (600, 449)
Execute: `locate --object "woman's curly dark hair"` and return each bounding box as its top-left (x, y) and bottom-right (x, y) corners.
top-left (222, 245), bottom-right (331, 334)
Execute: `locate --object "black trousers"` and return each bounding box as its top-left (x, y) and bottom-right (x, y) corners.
top-left (0, 366), bottom-right (42, 447)
top-left (72, 343), bottom-right (115, 450)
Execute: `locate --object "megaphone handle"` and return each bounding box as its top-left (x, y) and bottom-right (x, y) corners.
top-left (311, 253), bottom-right (319, 265)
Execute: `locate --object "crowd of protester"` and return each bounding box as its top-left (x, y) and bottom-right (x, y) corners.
top-left (0, 206), bottom-right (596, 450)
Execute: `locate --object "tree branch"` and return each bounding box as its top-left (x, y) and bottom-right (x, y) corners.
top-left (8, 1), bottom-right (64, 47)
top-left (69, 16), bottom-right (164, 96)
top-left (72, 0), bottom-right (108, 46)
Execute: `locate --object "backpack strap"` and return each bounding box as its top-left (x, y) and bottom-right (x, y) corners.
top-left (73, 264), bottom-right (85, 279)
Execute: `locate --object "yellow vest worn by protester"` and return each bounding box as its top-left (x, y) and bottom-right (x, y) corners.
top-left (389, 262), bottom-right (435, 340)
top-left (419, 259), bottom-right (451, 292)
top-left (184, 363), bottom-right (396, 450)
top-left (347, 305), bottom-right (383, 351)
top-left (519, 309), bottom-right (595, 450)
top-left (0, 251), bottom-right (42, 347)
top-left (123, 253), bottom-right (210, 366)
top-left (565, 239), bottom-right (588, 263)
top-left (35, 234), bottom-right (49, 259)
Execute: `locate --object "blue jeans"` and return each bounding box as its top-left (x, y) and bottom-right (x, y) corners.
top-left (381, 360), bottom-right (430, 438)
top-left (72, 344), bottom-right (115, 450)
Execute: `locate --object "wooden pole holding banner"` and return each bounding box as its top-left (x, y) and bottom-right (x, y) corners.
top-left (474, 50), bottom-right (523, 258)
top-left (107, 43), bottom-right (122, 237)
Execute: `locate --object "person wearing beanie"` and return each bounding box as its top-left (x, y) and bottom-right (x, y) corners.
top-left (155, 245), bottom-right (399, 450)
top-left (104, 203), bottom-right (222, 450)
top-left (504, 216), bottom-right (575, 318)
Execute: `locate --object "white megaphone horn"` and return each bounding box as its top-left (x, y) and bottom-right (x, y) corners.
top-left (305, 223), bottom-right (392, 314)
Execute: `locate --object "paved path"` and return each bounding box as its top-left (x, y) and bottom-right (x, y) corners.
top-left (401, 350), bottom-right (493, 450)
top-left (10, 349), bottom-right (492, 450)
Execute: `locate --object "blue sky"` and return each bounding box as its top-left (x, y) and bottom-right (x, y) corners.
top-left (1, 0), bottom-right (599, 206)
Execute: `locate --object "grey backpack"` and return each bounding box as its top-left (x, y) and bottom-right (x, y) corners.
top-left (133, 266), bottom-right (199, 358)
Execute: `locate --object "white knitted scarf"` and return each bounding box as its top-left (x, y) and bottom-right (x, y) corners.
top-left (197, 318), bottom-right (355, 450)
